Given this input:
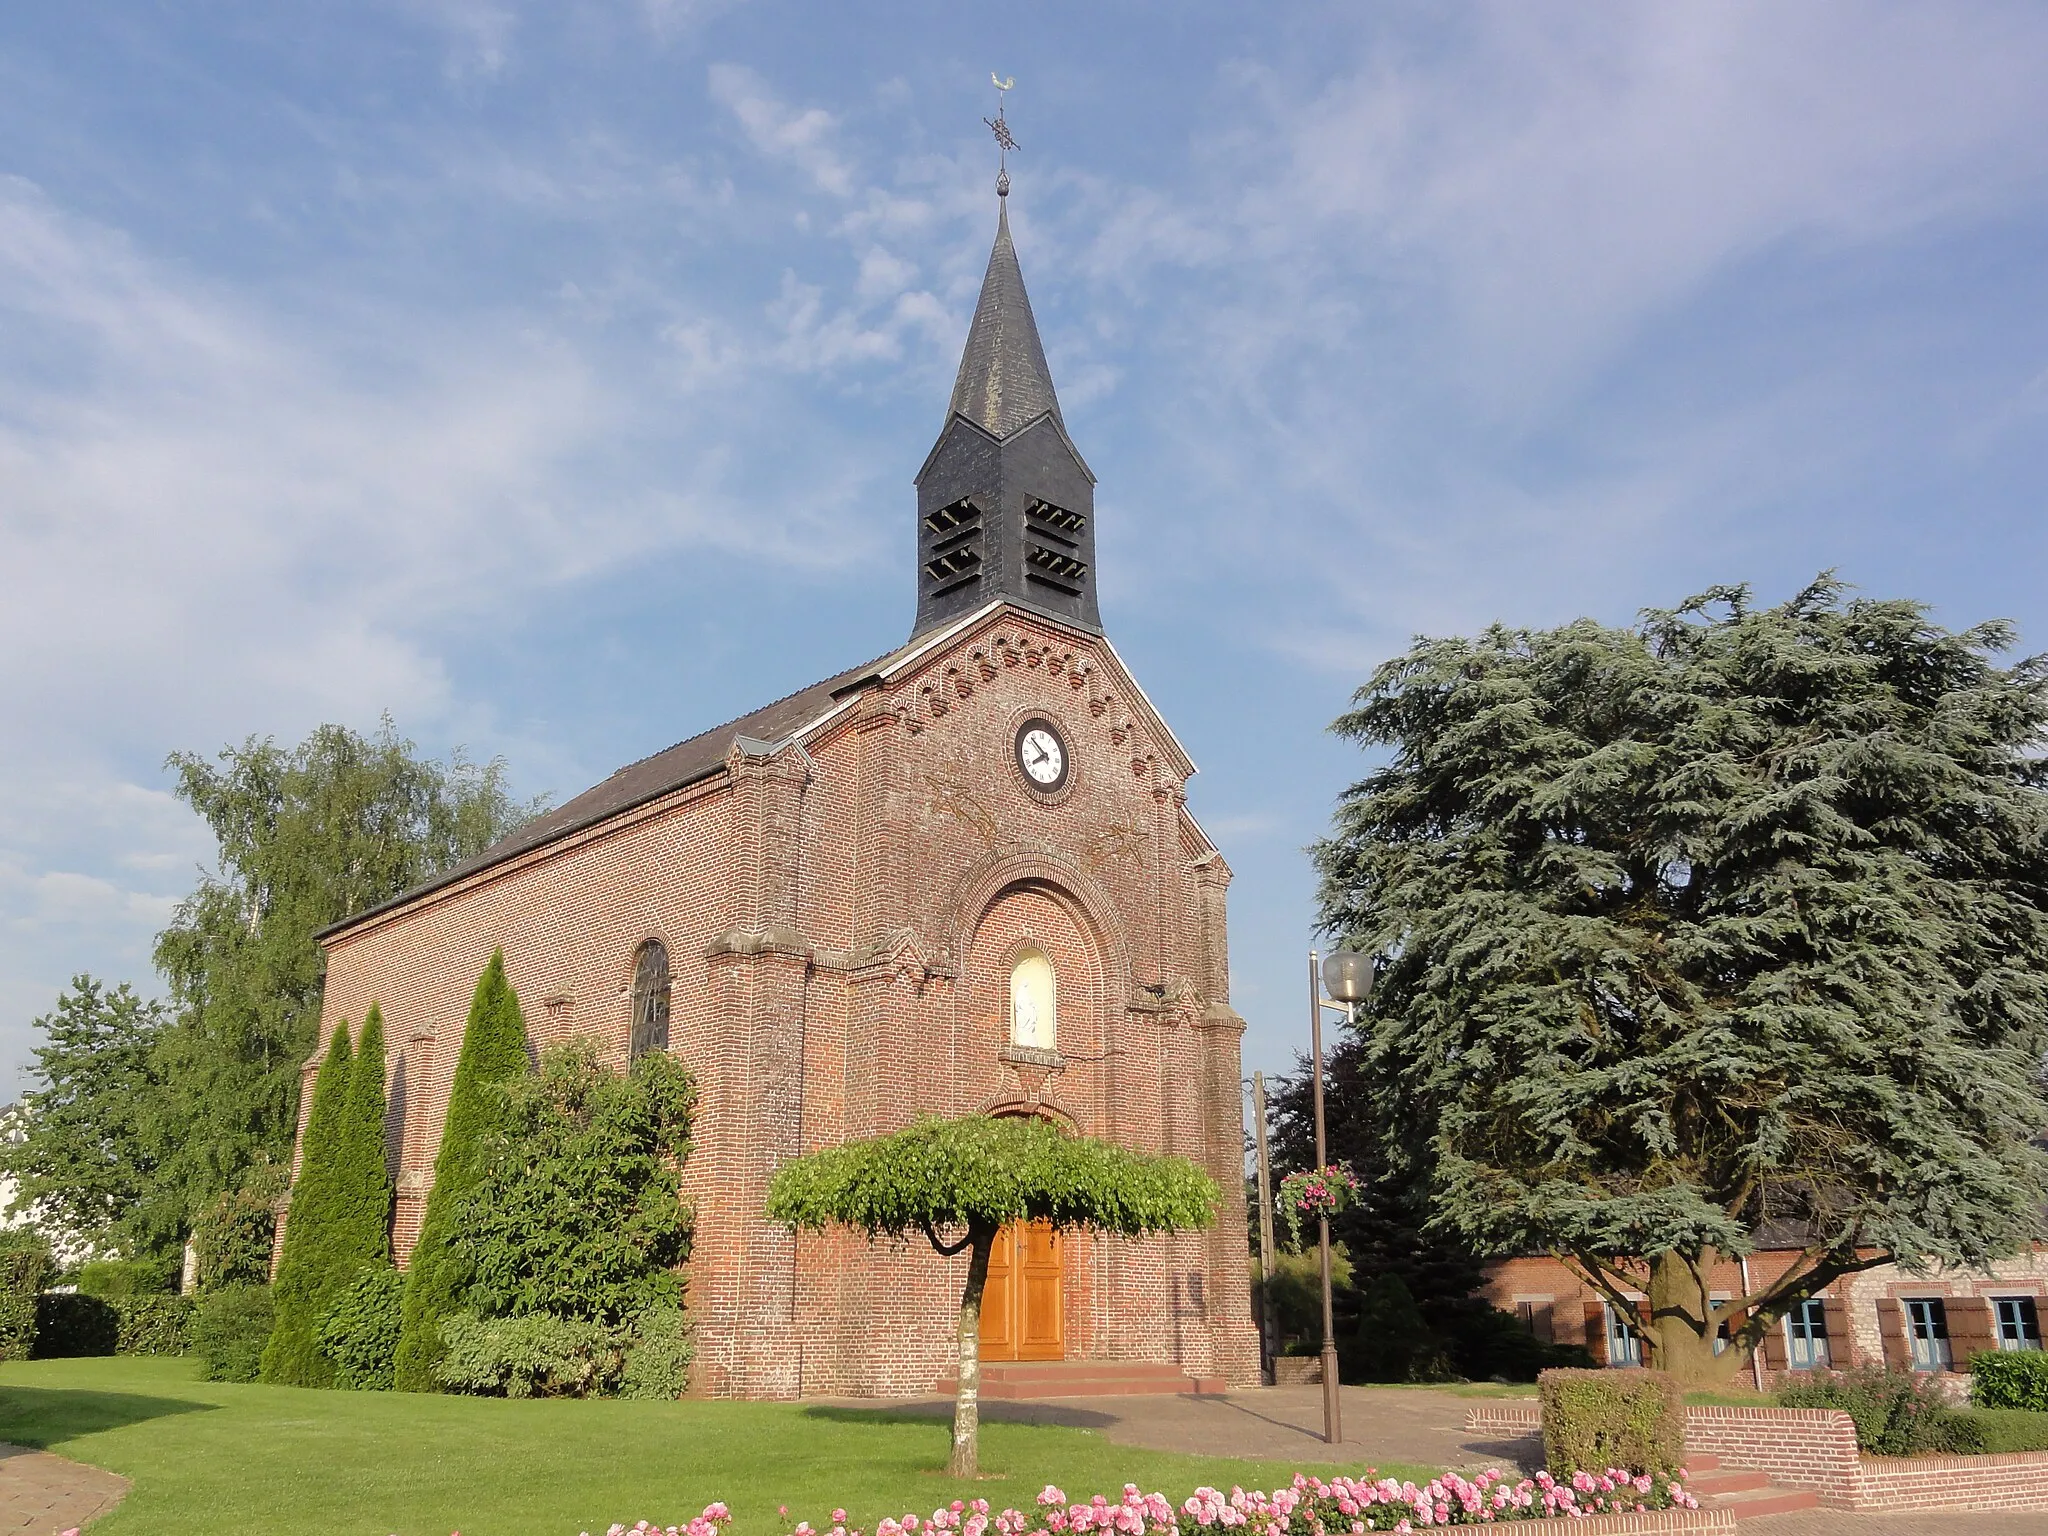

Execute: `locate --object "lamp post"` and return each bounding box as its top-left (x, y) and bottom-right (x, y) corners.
top-left (1308, 947), bottom-right (1375, 1446)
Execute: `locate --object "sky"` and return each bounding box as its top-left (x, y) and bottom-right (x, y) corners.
top-left (3, 1), bottom-right (2047, 1093)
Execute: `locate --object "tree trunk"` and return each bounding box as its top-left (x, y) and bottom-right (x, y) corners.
top-left (1645, 1249), bottom-right (1750, 1388)
top-left (949, 1222), bottom-right (997, 1479)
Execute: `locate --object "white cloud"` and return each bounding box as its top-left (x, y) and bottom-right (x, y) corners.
top-left (708, 63), bottom-right (854, 197)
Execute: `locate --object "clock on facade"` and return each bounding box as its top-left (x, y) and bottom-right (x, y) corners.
top-left (1014, 717), bottom-right (1069, 793)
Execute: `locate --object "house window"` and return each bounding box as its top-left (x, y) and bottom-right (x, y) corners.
top-left (1905, 1298), bottom-right (1952, 1372)
top-left (1785, 1298), bottom-right (1831, 1371)
top-left (1010, 947), bottom-right (1056, 1051)
top-left (1517, 1301), bottom-right (1536, 1334)
top-left (630, 940), bottom-right (670, 1061)
top-left (1995, 1297), bottom-right (2043, 1352)
top-left (1605, 1302), bottom-right (1643, 1368)
top-left (1711, 1292), bottom-right (1733, 1355)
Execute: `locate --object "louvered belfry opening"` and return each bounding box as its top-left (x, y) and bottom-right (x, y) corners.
top-left (912, 194), bottom-right (1100, 638)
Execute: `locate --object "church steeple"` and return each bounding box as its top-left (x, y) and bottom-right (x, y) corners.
top-left (913, 190), bottom-right (1099, 638)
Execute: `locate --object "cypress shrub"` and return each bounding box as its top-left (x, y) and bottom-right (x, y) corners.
top-left (32, 1293), bottom-right (118, 1357)
top-left (1539, 1366), bottom-right (1685, 1479)
top-left (259, 1024), bottom-right (354, 1385)
top-left (0, 1233), bottom-right (50, 1360)
top-left (394, 951), bottom-right (528, 1391)
top-left (332, 1006), bottom-right (394, 1272)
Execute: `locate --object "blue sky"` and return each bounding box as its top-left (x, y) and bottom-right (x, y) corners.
top-left (3, 2), bottom-right (2046, 1091)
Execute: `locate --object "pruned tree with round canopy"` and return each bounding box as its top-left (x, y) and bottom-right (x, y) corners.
top-left (766, 1114), bottom-right (1218, 1478)
top-left (1314, 576), bottom-right (2048, 1386)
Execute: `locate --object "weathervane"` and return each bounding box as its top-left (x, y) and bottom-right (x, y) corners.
top-left (985, 73), bottom-right (1018, 197)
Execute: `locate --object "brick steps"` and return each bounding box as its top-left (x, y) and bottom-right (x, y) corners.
top-left (935, 1361), bottom-right (1226, 1399)
top-left (1687, 1456), bottom-right (1819, 1521)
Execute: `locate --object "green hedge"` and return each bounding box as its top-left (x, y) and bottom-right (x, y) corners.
top-left (72, 1257), bottom-right (177, 1297)
top-left (1972, 1349), bottom-right (2048, 1411)
top-left (0, 1240), bottom-right (50, 1361)
top-left (1539, 1366), bottom-right (1684, 1479)
top-left (115, 1295), bottom-right (193, 1355)
top-left (1778, 1366), bottom-right (1976, 1455)
top-left (192, 1285), bottom-right (273, 1383)
top-left (32, 1293), bottom-right (192, 1357)
top-left (33, 1292), bottom-right (118, 1357)
top-left (1966, 1407), bottom-right (2048, 1453)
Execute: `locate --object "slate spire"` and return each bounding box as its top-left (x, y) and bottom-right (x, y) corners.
top-left (946, 198), bottom-right (1064, 440)
top-left (913, 191), bottom-right (1099, 638)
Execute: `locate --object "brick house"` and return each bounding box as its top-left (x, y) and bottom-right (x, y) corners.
top-left (298, 187), bottom-right (1263, 1398)
top-left (1484, 1238), bottom-right (2048, 1386)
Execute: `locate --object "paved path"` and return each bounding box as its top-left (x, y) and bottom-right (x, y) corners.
top-left (847, 1386), bottom-right (1543, 1474)
top-left (0, 1443), bottom-right (127, 1534)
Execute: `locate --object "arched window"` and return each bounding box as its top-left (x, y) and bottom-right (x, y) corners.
top-left (1009, 946), bottom-right (1056, 1052)
top-left (630, 940), bottom-right (670, 1061)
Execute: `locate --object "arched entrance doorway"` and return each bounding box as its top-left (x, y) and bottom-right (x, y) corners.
top-left (980, 1218), bottom-right (1064, 1361)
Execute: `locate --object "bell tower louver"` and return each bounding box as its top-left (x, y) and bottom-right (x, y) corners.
top-left (913, 192), bottom-right (1099, 638)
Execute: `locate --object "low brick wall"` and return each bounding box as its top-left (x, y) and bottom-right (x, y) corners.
top-left (1272, 1356), bottom-right (1321, 1385)
top-left (1499, 1513), bottom-right (1730, 1535)
top-left (1464, 1401), bottom-right (2048, 1512)
top-left (1856, 1450), bottom-right (2048, 1510)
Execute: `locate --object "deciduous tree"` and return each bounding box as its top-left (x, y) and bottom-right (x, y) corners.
top-left (0, 976), bottom-right (170, 1257)
top-left (151, 721), bottom-right (535, 1236)
top-left (768, 1115), bottom-right (1218, 1478)
top-left (1314, 577), bottom-right (2048, 1386)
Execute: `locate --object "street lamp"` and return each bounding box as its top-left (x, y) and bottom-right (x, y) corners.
top-left (1306, 947), bottom-right (1376, 1446)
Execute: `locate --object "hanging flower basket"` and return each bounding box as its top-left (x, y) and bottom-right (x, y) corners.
top-left (1277, 1163), bottom-right (1360, 1250)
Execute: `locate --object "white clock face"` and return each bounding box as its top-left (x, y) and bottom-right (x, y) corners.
top-left (1019, 727), bottom-right (1064, 785)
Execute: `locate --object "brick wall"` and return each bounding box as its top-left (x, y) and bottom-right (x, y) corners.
top-left (1468, 1401), bottom-right (2048, 1512)
top-left (308, 606), bottom-right (1259, 1397)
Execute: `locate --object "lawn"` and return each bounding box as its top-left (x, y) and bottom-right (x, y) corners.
top-left (0, 1359), bottom-right (1438, 1536)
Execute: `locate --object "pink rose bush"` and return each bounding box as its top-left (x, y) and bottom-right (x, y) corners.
top-left (588, 1468), bottom-right (1698, 1536)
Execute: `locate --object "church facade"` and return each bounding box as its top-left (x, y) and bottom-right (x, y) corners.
top-left (306, 189), bottom-right (1262, 1398)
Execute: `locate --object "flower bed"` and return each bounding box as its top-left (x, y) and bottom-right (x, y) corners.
top-left (593, 1470), bottom-right (1701, 1536)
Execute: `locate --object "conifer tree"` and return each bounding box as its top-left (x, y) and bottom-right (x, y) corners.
top-left (393, 950), bottom-right (528, 1391)
top-left (259, 1024), bottom-right (353, 1386)
top-left (1315, 577), bottom-right (2048, 1386)
top-left (332, 1005), bottom-right (393, 1272)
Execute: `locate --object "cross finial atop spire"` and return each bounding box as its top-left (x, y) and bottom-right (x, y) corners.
top-left (986, 73), bottom-right (1017, 198)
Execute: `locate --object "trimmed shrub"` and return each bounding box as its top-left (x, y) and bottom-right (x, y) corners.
top-left (1539, 1367), bottom-right (1685, 1479)
top-left (115, 1295), bottom-right (194, 1355)
top-left (0, 1232), bottom-right (51, 1361)
top-left (1967, 1407), bottom-right (2048, 1453)
top-left (620, 1303), bottom-right (694, 1400)
top-left (1972, 1349), bottom-right (2048, 1411)
top-left (395, 951), bottom-right (528, 1392)
top-left (192, 1284), bottom-right (274, 1383)
top-left (72, 1256), bottom-right (176, 1297)
top-left (32, 1293), bottom-right (118, 1357)
top-left (317, 1266), bottom-right (404, 1390)
top-left (194, 1165), bottom-right (286, 1290)
top-left (1778, 1367), bottom-right (1974, 1456)
top-left (433, 1311), bottom-right (621, 1398)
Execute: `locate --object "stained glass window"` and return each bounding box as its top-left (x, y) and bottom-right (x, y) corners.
top-left (630, 940), bottom-right (670, 1061)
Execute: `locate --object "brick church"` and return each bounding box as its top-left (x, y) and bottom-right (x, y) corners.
top-left (307, 184), bottom-right (1262, 1397)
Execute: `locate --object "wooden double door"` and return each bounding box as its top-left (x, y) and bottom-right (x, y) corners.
top-left (979, 1219), bottom-right (1065, 1361)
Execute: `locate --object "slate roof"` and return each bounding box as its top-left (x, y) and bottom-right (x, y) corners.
top-left (317, 642), bottom-right (907, 941)
top-left (946, 198), bottom-right (1064, 440)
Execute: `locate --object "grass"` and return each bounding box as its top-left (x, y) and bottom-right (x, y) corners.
top-left (0, 1358), bottom-right (1440, 1536)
